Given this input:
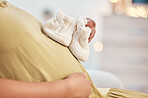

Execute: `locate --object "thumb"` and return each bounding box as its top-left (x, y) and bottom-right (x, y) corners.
top-left (65, 73), bottom-right (87, 79)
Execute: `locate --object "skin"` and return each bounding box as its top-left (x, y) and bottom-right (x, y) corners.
top-left (86, 18), bottom-right (96, 42)
top-left (0, 73), bottom-right (92, 98)
top-left (0, 19), bottom-right (96, 98)
top-left (65, 73), bottom-right (92, 98)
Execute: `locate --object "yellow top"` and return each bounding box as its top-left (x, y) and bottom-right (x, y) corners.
top-left (0, 1), bottom-right (102, 98)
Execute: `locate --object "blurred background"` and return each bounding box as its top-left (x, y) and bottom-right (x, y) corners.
top-left (7, 0), bottom-right (148, 93)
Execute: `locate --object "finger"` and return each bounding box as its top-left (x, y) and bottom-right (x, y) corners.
top-left (85, 18), bottom-right (96, 28)
top-left (93, 21), bottom-right (96, 27)
top-left (88, 31), bottom-right (93, 42)
top-left (91, 27), bottom-right (96, 37)
top-left (89, 28), bottom-right (96, 42)
top-left (86, 21), bottom-right (95, 28)
top-left (86, 81), bottom-right (92, 97)
top-left (89, 20), bottom-right (96, 28)
top-left (90, 27), bottom-right (95, 36)
top-left (87, 88), bottom-right (92, 97)
top-left (77, 73), bottom-right (87, 78)
top-left (87, 80), bottom-right (92, 86)
top-left (89, 35), bottom-right (94, 42)
top-left (89, 33), bottom-right (94, 41)
top-left (89, 36), bottom-right (93, 42)
top-left (88, 87), bottom-right (92, 95)
top-left (85, 24), bottom-right (89, 27)
top-left (68, 73), bottom-right (87, 78)
top-left (88, 38), bottom-right (92, 42)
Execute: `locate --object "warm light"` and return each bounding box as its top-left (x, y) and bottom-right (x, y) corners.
top-left (94, 42), bottom-right (103, 52)
top-left (126, 7), bottom-right (138, 18)
top-left (126, 6), bottom-right (148, 18)
top-left (136, 7), bottom-right (147, 18)
top-left (110, 0), bottom-right (118, 3)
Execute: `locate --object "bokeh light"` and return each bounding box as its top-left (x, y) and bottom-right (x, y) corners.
top-left (93, 41), bottom-right (103, 52)
top-left (110, 0), bottom-right (119, 3)
top-left (126, 6), bottom-right (148, 18)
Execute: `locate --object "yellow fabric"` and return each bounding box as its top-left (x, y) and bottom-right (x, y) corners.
top-left (0, 1), bottom-right (102, 98)
top-left (107, 88), bottom-right (148, 98)
top-left (98, 88), bottom-right (110, 98)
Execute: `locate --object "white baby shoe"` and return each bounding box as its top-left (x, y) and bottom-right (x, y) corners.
top-left (43, 10), bottom-right (77, 46)
top-left (43, 10), bottom-right (91, 62)
top-left (69, 17), bottom-right (91, 62)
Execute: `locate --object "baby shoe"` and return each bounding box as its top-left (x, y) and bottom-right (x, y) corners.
top-left (43, 10), bottom-right (77, 46)
top-left (69, 17), bottom-right (91, 62)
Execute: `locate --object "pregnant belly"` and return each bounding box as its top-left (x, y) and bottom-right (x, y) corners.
top-left (0, 32), bottom-right (83, 82)
top-left (33, 34), bottom-right (84, 82)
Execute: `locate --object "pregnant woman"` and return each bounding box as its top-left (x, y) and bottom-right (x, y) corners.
top-left (0, 0), bottom-right (99, 98)
top-left (0, 0), bottom-right (148, 98)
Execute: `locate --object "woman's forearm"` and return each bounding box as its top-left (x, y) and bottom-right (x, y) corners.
top-left (0, 79), bottom-right (68, 98)
top-left (0, 73), bottom-right (92, 98)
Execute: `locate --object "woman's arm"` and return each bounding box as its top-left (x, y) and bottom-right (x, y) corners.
top-left (0, 73), bottom-right (92, 98)
top-left (0, 79), bottom-right (68, 98)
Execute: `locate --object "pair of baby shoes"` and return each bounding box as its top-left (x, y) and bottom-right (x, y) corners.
top-left (43, 10), bottom-right (91, 62)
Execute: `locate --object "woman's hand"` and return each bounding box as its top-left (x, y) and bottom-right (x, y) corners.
top-left (85, 18), bottom-right (96, 42)
top-left (65, 73), bottom-right (92, 98)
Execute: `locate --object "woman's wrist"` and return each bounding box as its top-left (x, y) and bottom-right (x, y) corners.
top-left (41, 79), bottom-right (70, 98)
